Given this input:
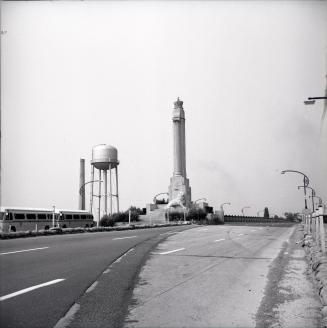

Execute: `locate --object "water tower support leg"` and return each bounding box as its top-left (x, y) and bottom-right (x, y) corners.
top-left (115, 166), bottom-right (119, 213)
top-left (104, 170), bottom-right (108, 215)
top-left (109, 164), bottom-right (113, 216)
top-left (98, 170), bottom-right (101, 227)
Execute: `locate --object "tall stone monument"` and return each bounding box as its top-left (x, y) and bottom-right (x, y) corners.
top-left (168, 98), bottom-right (192, 208)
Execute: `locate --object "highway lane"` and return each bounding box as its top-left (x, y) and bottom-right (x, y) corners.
top-left (0, 225), bottom-right (191, 328)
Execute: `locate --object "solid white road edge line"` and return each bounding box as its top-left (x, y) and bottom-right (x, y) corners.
top-left (0, 247), bottom-right (49, 256)
top-left (112, 236), bottom-right (137, 240)
top-left (214, 239), bottom-right (225, 242)
top-left (157, 248), bottom-right (185, 255)
top-left (53, 303), bottom-right (80, 328)
top-left (0, 279), bottom-right (65, 301)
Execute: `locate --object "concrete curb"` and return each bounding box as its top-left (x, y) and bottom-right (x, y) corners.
top-left (0, 222), bottom-right (191, 240)
top-left (301, 224), bottom-right (327, 327)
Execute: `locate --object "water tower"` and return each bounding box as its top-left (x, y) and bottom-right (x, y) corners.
top-left (90, 144), bottom-right (119, 225)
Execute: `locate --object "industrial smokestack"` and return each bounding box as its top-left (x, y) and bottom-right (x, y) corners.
top-left (79, 158), bottom-right (85, 210)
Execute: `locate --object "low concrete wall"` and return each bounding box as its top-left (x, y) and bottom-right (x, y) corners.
top-left (224, 215), bottom-right (293, 223)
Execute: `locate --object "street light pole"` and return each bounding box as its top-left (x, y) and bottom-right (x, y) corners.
top-left (52, 205), bottom-right (56, 228)
top-left (298, 185), bottom-right (315, 212)
top-left (281, 170), bottom-right (310, 210)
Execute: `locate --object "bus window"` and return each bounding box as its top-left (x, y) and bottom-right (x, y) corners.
top-left (66, 215), bottom-right (72, 220)
top-left (38, 214), bottom-right (46, 220)
top-left (73, 215), bottom-right (80, 220)
top-left (27, 214), bottom-right (36, 220)
top-left (8, 213), bottom-right (13, 220)
top-left (0, 212), bottom-right (5, 220)
top-left (15, 213), bottom-right (25, 220)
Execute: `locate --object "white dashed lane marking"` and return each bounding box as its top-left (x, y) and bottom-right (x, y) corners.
top-left (156, 248), bottom-right (185, 255)
top-left (112, 236), bottom-right (137, 241)
top-left (0, 247), bottom-right (49, 256)
top-left (0, 279), bottom-right (65, 301)
top-left (214, 239), bottom-right (225, 242)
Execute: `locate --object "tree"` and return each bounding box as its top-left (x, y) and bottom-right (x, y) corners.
top-left (263, 207), bottom-right (270, 219)
top-left (284, 212), bottom-right (300, 222)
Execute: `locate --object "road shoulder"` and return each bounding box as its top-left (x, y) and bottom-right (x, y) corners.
top-left (255, 225), bottom-right (322, 328)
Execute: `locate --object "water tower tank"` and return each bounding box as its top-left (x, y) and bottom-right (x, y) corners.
top-left (91, 144), bottom-right (119, 170)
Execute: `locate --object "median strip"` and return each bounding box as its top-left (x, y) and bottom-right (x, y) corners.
top-left (0, 247), bottom-right (49, 256)
top-left (0, 279), bottom-right (65, 301)
top-left (157, 248), bottom-right (185, 255)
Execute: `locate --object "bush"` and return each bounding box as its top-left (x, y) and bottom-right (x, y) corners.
top-left (100, 214), bottom-right (115, 227)
top-left (126, 206), bottom-right (142, 222)
top-left (207, 214), bottom-right (224, 225)
top-left (166, 211), bottom-right (185, 221)
top-left (187, 208), bottom-right (207, 222)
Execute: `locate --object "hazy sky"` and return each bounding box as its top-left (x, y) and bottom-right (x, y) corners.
top-left (1, 1), bottom-right (327, 217)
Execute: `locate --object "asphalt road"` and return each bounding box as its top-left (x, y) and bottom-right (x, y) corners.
top-left (0, 225), bottom-right (191, 328)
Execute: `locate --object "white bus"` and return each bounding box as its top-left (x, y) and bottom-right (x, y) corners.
top-left (0, 207), bottom-right (95, 232)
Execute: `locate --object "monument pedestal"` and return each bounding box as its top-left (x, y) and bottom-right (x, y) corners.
top-left (168, 175), bottom-right (192, 208)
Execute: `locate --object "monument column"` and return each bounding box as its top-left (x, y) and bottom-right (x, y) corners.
top-left (168, 98), bottom-right (192, 207)
top-left (173, 112), bottom-right (183, 176)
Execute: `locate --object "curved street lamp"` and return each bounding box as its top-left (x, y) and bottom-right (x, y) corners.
top-left (241, 206), bottom-right (251, 216)
top-left (309, 195), bottom-right (323, 207)
top-left (194, 198), bottom-right (207, 206)
top-left (79, 180), bottom-right (103, 196)
top-left (220, 202), bottom-right (231, 212)
top-left (281, 170), bottom-right (310, 210)
top-left (298, 185), bottom-right (315, 212)
top-left (153, 192), bottom-right (169, 204)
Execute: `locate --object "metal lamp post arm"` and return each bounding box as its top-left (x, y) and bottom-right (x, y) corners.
top-left (281, 170), bottom-right (309, 209)
top-left (220, 202), bottom-right (231, 211)
top-left (153, 192), bottom-right (169, 204)
top-left (79, 180), bottom-right (103, 196)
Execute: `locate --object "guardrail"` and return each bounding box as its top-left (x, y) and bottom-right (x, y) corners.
top-left (304, 206), bottom-right (326, 254)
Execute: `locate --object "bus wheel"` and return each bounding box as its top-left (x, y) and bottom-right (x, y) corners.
top-left (10, 226), bottom-right (16, 232)
top-left (62, 224), bottom-right (67, 229)
top-left (45, 225), bottom-right (50, 230)
top-left (85, 224), bottom-right (89, 228)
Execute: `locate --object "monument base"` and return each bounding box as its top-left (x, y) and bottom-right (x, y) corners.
top-left (168, 175), bottom-right (192, 208)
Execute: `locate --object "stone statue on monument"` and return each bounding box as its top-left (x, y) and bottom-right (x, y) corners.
top-left (166, 191), bottom-right (186, 209)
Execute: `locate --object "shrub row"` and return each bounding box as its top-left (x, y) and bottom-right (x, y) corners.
top-left (99, 207), bottom-right (143, 227)
top-left (167, 209), bottom-right (224, 225)
top-left (0, 222), bottom-right (191, 239)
